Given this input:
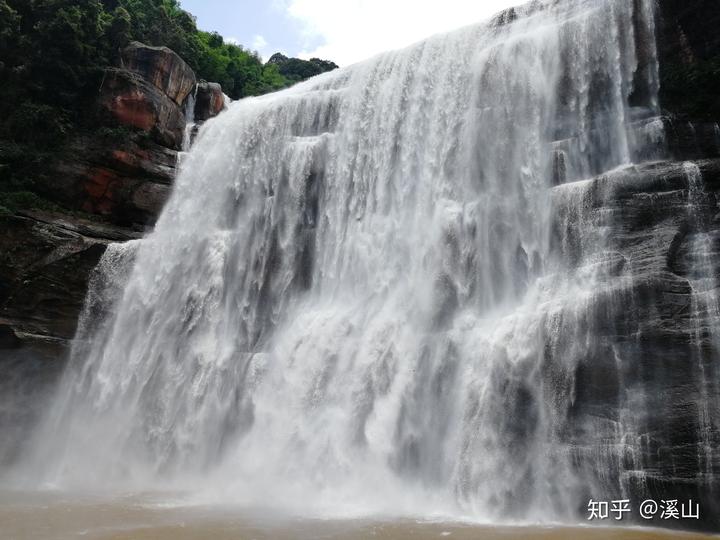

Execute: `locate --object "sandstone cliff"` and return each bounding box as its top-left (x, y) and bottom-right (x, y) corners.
top-left (0, 42), bottom-right (226, 357)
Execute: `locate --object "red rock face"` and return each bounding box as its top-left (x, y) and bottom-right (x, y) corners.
top-left (121, 41), bottom-right (197, 106)
top-left (81, 167), bottom-right (121, 216)
top-left (99, 68), bottom-right (186, 149)
top-left (72, 166), bottom-right (168, 224)
top-left (0, 41), bottom-right (227, 357)
top-left (85, 42), bottom-right (214, 222)
top-left (44, 135), bottom-right (176, 228)
top-left (107, 92), bottom-right (157, 132)
top-left (98, 44), bottom-right (230, 153)
top-left (76, 162), bottom-right (170, 224)
top-left (111, 149), bottom-right (142, 168)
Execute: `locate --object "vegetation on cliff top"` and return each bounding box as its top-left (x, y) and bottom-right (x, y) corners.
top-left (0, 0), bottom-right (337, 215)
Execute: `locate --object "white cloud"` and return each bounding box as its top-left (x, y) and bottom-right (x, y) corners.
top-left (284, 0), bottom-right (522, 65)
top-left (252, 34), bottom-right (269, 51)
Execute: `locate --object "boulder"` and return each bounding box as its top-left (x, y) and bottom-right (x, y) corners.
top-left (121, 41), bottom-right (196, 106)
top-left (194, 81), bottom-right (225, 122)
top-left (99, 68), bottom-right (186, 149)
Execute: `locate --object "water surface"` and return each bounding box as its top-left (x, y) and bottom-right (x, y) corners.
top-left (0, 492), bottom-right (714, 540)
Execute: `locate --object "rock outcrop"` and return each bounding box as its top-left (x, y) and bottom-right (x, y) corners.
top-left (99, 68), bottom-right (187, 150)
top-left (0, 41), bottom-right (227, 356)
top-left (120, 41), bottom-right (197, 106)
top-left (0, 212), bottom-right (140, 351)
top-left (195, 81), bottom-right (225, 122)
top-left (0, 41), bottom-right (229, 460)
top-left (48, 135), bottom-right (177, 226)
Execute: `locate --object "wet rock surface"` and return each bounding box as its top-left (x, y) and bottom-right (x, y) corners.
top-left (550, 159), bottom-right (720, 530)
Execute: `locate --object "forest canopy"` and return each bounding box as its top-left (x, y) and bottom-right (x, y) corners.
top-left (0, 0), bottom-right (337, 214)
top-left (0, 0), bottom-right (337, 141)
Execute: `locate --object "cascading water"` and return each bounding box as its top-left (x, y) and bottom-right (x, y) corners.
top-left (181, 83), bottom-right (198, 153)
top-left (16, 0), bottom-right (717, 525)
top-left (684, 162), bottom-right (720, 485)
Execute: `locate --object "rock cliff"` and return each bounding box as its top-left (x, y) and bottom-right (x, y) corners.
top-left (120, 41), bottom-right (197, 108)
top-left (534, 0), bottom-right (720, 530)
top-left (0, 42), bottom-right (226, 357)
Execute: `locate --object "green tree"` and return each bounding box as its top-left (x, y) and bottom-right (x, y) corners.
top-left (0, 0), bottom-right (338, 214)
top-left (106, 6), bottom-right (132, 56)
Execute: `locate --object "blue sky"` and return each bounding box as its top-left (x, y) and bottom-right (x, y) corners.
top-left (180, 0), bottom-right (521, 66)
top-left (179, 0), bottom-right (320, 60)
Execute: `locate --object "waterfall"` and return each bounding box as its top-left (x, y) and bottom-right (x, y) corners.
top-left (182, 84), bottom-right (198, 153)
top-left (18, 0), bottom-right (677, 522)
top-left (684, 162), bottom-right (720, 484)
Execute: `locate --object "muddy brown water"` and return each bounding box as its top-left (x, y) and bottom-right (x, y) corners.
top-left (0, 491), bottom-right (716, 540)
